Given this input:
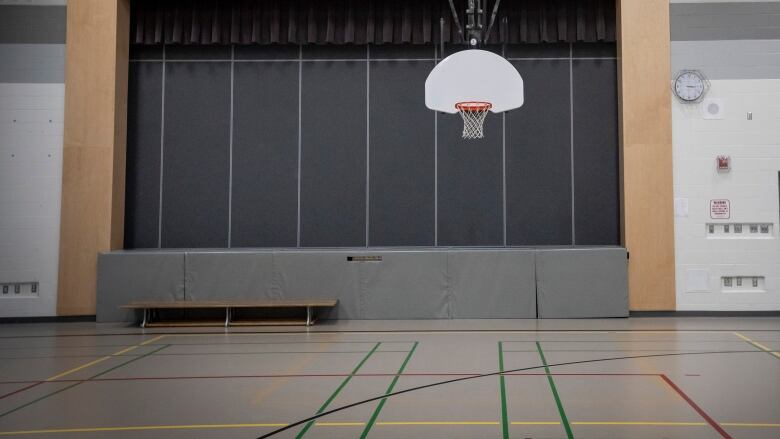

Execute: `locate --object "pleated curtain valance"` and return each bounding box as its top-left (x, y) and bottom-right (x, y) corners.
top-left (130, 0), bottom-right (616, 45)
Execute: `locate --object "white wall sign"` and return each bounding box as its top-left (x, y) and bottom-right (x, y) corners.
top-left (710, 199), bottom-right (730, 219)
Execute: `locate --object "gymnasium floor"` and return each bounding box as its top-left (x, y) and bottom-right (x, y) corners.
top-left (0, 318), bottom-right (778, 438)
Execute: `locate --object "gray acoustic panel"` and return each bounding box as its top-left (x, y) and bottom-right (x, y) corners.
top-left (506, 43), bottom-right (569, 59)
top-left (573, 42), bottom-right (616, 58)
top-left (96, 251), bottom-right (185, 322)
top-left (0, 44), bottom-right (65, 83)
top-left (162, 62), bottom-right (231, 248)
top-left (165, 45), bottom-right (231, 60)
top-left (536, 247), bottom-right (628, 318)
top-left (303, 45), bottom-right (366, 59)
top-left (507, 60), bottom-right (572, 245)
top-left (448, 249), bottom-right (536, 318)
top-left (273, 250), bottom-right (362, 319)
top-left (300, 61), bottom-right (367, 247)
top-left (572, 59), bottom-right (620, 245)
top-left (231, 62), bottom-right (299, 247)
top-left (130, 45), bottom-right (163, 60)
top-left (370, 44), bottom-right (434, 59)
top-left (671, 2), bottom-right (780, 41)
top-left (360, 251), bottom-right (448, 319)
top-left (125, 61), bottom-right (162, 249)
top-left (437, 113), bottom-right (503, 246)
top-left (0, 5), bottom-right (66, 44)
top-left (235, 45), bottom-right (300, 60)
top-left (184, 251), bottom-right (275, 300)
top-left (369, 60), bottom-right (436, 246)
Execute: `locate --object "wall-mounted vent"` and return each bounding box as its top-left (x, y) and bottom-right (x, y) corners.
top-left (722, 276), bottom-right (765, 292)
top-left (706, 223), bottom-right (773, 239)
top-left (347, 256), bottom-right (382, 262)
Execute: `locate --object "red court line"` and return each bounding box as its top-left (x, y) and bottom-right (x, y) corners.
top-left (0, 382), bottom-right (44, 400)
top-left (660, 374), bottom-right (732, 439)
top-left (0, 372), bottom-right (663, 386)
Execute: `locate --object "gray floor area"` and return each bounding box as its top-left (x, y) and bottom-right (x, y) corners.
top-left (0, 318), bottom-right (778, 438)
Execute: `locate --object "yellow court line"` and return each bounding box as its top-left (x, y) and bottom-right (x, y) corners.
top-left (3, 421), bottom-right (780, 435)
top-left (721, 423), bottom-right (780, 428)
top-left (734, 332), bottom-right (780, 358)
top-left (572, 422), bottom-right (707, 426)
top-left (379, 421), bottom-right (501, 426)
top-left (316, 422), bottom-right (366, 426)
top-left (44, 335), bottom-right (167, 382)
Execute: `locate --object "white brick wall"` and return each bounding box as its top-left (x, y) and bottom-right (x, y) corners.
top-left (673, 79), bottom-right (780, 310)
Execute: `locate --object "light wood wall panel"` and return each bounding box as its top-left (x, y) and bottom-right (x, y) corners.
top-left (57, 0), bottom-right (129, 315)
top-left (617, 0), bottom-right (676, 310)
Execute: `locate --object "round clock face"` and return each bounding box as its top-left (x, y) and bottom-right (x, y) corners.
top-left (674, 71), bottom-right (706, 102)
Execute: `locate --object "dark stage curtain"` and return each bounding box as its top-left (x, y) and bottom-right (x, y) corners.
top-left (130, 0), bottom-right (616, 45)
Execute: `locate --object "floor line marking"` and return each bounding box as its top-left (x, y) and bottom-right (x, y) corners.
top-left (498, 341), bottom-right (510, 439)
top-left (0, 372), bottom-right (668, 386)
top-left (296, 342), bottom-right (382, 438)
top-left (536, 341), bottom-right (574, 439)
top-left (0, 424), bottom-right (288, 436)
top-left (733, 332), bottom-right (780, 359)
top-left (573, 421), bottom-right (706, 426)
top-left (0, 344), bottom-right (170, 420)
top-left (44, 335), bottom-right (166, 382)
top-left (0, 382), bottom-right (44, 401)
top-left (3, 421), bottom-right (777, 435)
top-left (379, 421), bottom-right (501, 425)
top-left (359, 341), bottom-right (419, 438)
top-left (721, 423), bottom-right (780, 427)
top-left (660, 374), bottom-right (732, 439)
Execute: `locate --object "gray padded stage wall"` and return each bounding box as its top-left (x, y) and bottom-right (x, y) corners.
top-left (126, 42), bottom-right (619, 249)
top-left (97, 247), bottom-right (627, 322)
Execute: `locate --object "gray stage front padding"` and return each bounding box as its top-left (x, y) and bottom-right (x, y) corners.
top-left (96, 251), bottom-right (185, 322)
top-left (535, 247), bottom-right (628, 318)
top-left (448, 249), bottom-right (536, 318)
top-left (184, 251), bottom-right (276, 301)
top-left (360, 251), bottom-right (448, 319)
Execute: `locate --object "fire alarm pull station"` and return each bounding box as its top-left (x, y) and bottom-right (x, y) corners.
top-left (717, 155), bottom-right (730, 172)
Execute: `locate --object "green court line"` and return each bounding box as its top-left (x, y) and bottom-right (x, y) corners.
top-left (295, 342), bottom-right (382, 438)
top-left (498, 341), bottom-right (510, 439)
top-left (0, 345), bottom-right (169, 419)
top-left (359, 341), bottom-right (419, 439)
top-left (536, 341), bottom-right (574, 439)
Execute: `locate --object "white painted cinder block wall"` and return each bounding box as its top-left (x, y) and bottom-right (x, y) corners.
top-left (671, 0), bottom-right (780, 310)
top-left (0, 0), bottom-right (66, 317)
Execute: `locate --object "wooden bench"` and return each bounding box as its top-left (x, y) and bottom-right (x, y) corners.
top-left (121, 299), bottom-right (338, 328)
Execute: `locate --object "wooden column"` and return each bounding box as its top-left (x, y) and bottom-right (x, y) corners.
top-left (58, 0), bottom-right (130, 315)
top-left (617, 0), bottom-right (676, 310)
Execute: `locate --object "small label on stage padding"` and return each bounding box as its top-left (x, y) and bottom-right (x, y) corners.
top-left (347, 256), bottom-right (383, 262)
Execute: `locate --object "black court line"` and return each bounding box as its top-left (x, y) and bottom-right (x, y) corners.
top-left (255, 350), bottom-right (766, 438)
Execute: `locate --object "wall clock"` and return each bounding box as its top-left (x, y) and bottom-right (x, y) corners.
top-left (672, 70), bottom-right (709, 103)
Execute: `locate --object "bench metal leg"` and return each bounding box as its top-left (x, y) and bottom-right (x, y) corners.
top-left (225, 307), bottom-right (231, 328)
top-left (141, 308), bottom-right (148, 328)
top-left (306, 306), bottom-right (312, 326)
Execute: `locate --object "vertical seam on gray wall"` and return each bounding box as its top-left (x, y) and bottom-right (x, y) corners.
top-left (569, 43), bottom-right (576, 245)
top-left (227, 45), bottom-right (235, 248)
top-left (502, 44), bottom-right (507, 247)
top-left (434, 43), bottom-right (439, 246)
top-left (158, 44), bottom-right (166, 248)
top-left (365, 44), bottom-right (370, 247)
top-left (297, 44), bottom-right (302, 248)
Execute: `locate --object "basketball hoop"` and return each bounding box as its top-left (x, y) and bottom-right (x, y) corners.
top-left (456, 102), bottom-right (492, 139)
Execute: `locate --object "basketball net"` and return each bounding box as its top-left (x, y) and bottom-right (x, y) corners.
top-left (456, 102), bottom-right (492, 139)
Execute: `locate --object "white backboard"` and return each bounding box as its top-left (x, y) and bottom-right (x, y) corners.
top-left (425, 49), bottom-right (524, 114)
